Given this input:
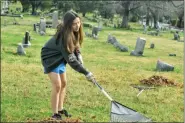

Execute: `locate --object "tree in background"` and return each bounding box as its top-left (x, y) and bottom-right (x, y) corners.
top-left (115, 1), bottom-right (142, 28)
top-left (74, 1), bottom-right (97, 17)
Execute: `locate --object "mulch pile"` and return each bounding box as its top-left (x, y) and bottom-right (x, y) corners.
top-left (139, 75), bottom-right (183, 87)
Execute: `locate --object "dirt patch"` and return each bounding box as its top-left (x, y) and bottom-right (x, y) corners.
top-left (139, 75), bottom-right (183, 87)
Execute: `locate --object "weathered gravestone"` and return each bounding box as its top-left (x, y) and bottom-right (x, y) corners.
top-left (17, 43), bottom-right (26, 55)
top-left (156, 60), bottom-right (174, 71)
top-left (107, 34), bottom-right (128, 52)
top-left (130, 37), bottom-right (146, 56)
top-left (150, 42), bottom-right (155, 49)
top-left (169, 53), bottom-right (176, 56)
top-left (22, 31), bottom-right (31, 48)
top-left (52, 11), bottom-right (58, 28)
top-left (143, 24), bottom-right (147, 34)
top-left (39, 17), bottom-right (46, 35)
top-left (98, 21), bottom-right (103, 31)
top-left (85, 29), bottom-right (92, 37)
top-left (33, 24), bottom-right (37, 32)
top-left (92, 26), bottom-right (100, 39)
top-left (174, 31), bottom-right (180, 41)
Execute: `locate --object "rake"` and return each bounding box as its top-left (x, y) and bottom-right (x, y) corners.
top-left (92, 79), bottom-right (152, 122)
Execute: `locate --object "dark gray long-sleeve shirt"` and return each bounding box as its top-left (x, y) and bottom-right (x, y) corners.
top-left (41, 36), bottom-right (89, 75)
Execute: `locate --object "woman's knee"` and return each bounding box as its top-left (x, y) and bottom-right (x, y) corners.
top-left (61, 80), bottom-right (67, 89)
top-left (52, 82), bottom-right (61, 93)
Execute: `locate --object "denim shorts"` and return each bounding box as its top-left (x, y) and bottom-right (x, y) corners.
top-left (44, 62), bottom-right (66, 74)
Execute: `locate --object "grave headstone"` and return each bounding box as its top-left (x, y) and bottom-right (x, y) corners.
top-left (17, 43), bottom-right (26, 55)
top-left (150, 43), bottom-right (155, 49)
top-left (33, 24), bottom-right (37, 32)
top-left (39, 17), bottom-right (46, 34)
top-left (169, 53), bottom-right (176, 56)
top-left (92, 26), bottom-right (100, 38)
top-left (143, 24), bottom-right (147, 33)
top-left (112, 37), bottom-right (128, 52)
top-left (52, 11), bottom-right (58, 28)
top-left (98, 21), bottom-right (103, 31)
top-left (130, 37), bottom-right (146, 56)
top-left (174, 31), bottom-right (180, 41)
top-left (22, 31), bottom-right (31, 48)
top-left (107, 34), bottom-right (128, 52)
top-left (156, 60), bottom-right (174, 71)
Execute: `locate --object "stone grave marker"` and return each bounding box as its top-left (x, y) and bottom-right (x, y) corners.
top-left (156, 60), bottom-right (174, 71)
top-left (130, 37), bottom-right (146, 56)
top-left (174, 31), bottom-right (180, 41)
top-left (39, 17), bottom-right (46, 35)
top-left (33, 24), bottom-right (37, 32)
top-left (22, 31), bottom-right (31, 48)
top-left (92, 26), bottom-right (100, 38)
top-left (52, 11), bottom-right (58, 28)
top-left (17, 43), bottom-right (26, 55)
top-left (107, 34), bottom-right (128, 52)
top-left (150, 42), bottom-right (154, 49)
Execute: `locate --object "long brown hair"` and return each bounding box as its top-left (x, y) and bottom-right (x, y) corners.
top-left (55, 10), bottom-right (83, 53)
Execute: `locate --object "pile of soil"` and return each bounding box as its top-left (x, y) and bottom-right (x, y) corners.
top-left (139, 75), bottom-right (182, 87)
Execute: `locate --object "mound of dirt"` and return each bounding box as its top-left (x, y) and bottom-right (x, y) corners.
top-left (140, 75), bottom-right (182, 87)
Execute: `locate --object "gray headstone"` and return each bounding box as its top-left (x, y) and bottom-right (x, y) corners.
top-left (92, 26), bottom-right (99, 37)
top-left (17, 43), bottom-right (26, 55)
top-left (150, 43), bottom-right (155, 49)
top-left (40, 31), bottom-right (45, 36)
top-left (107, 34), bottom-right (128, 52)
top-left (22, 31), bottom-right (31, 48)
top-left (143, 24), bottom-right (147, 33)
top-left (169, 53), bottom-right (176, 56)
top-left (112, 37), bottom-right (128, 52)
top-left (52, 11), bottom-right (58, 28)
top-left (130, 37), bottom-right (146, 56)
top-left (107, 34), bottom-right (113, 43)
top-left (33, 24), bottom-right (37, 31)
top-left (174, 32), bottom-right (180, 40)
top-left (98, 21), bottom-right (102, 31)
top-left (156, 60), bottom-right (174, 71)
top-left (39, 17), bottom-right (46, 33)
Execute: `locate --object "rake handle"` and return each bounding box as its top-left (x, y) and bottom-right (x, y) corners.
top-left (92, 79), bottom-right (113, 101)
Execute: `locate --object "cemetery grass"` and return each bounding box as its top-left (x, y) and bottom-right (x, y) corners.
top-left (1, 15), bottom-right (184, 122)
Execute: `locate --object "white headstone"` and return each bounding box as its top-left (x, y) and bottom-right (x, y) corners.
top-left (39, 17), bottom-right (46, 33)
top-left (17, 43), bottom-right (26, 55)
top-left (52, 11), bottom-right (58, 28)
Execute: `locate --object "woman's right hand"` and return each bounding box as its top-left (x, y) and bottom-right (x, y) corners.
top-left (86, 72), bottom-right (95, 83)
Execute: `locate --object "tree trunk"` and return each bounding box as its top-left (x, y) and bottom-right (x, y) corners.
top-left (121, 2), bottom-right (130, 28)
top-left (177, 16), bottom-right (183, 28)
top-left (82, 12), bottom-right (86, 17)
top-left (31, 4), bottom-right (36, 15)
top-left (146, 7), bottom-right (150, 26)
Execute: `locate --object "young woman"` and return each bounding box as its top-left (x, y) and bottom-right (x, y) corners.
top-left (41, 10), bottom-right (95, 120)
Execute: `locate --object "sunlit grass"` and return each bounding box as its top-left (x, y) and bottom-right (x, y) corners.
top-left (1, 10), bottom-right (184, 122)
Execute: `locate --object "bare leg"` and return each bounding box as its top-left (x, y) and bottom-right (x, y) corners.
top-left (58, 72), bottom-right (67, 111)
top-left (48, 72), bottom-right (61, 114)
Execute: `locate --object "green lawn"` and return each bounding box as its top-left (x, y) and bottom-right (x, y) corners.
top-left (1, 11), bottom-right (184, 122)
